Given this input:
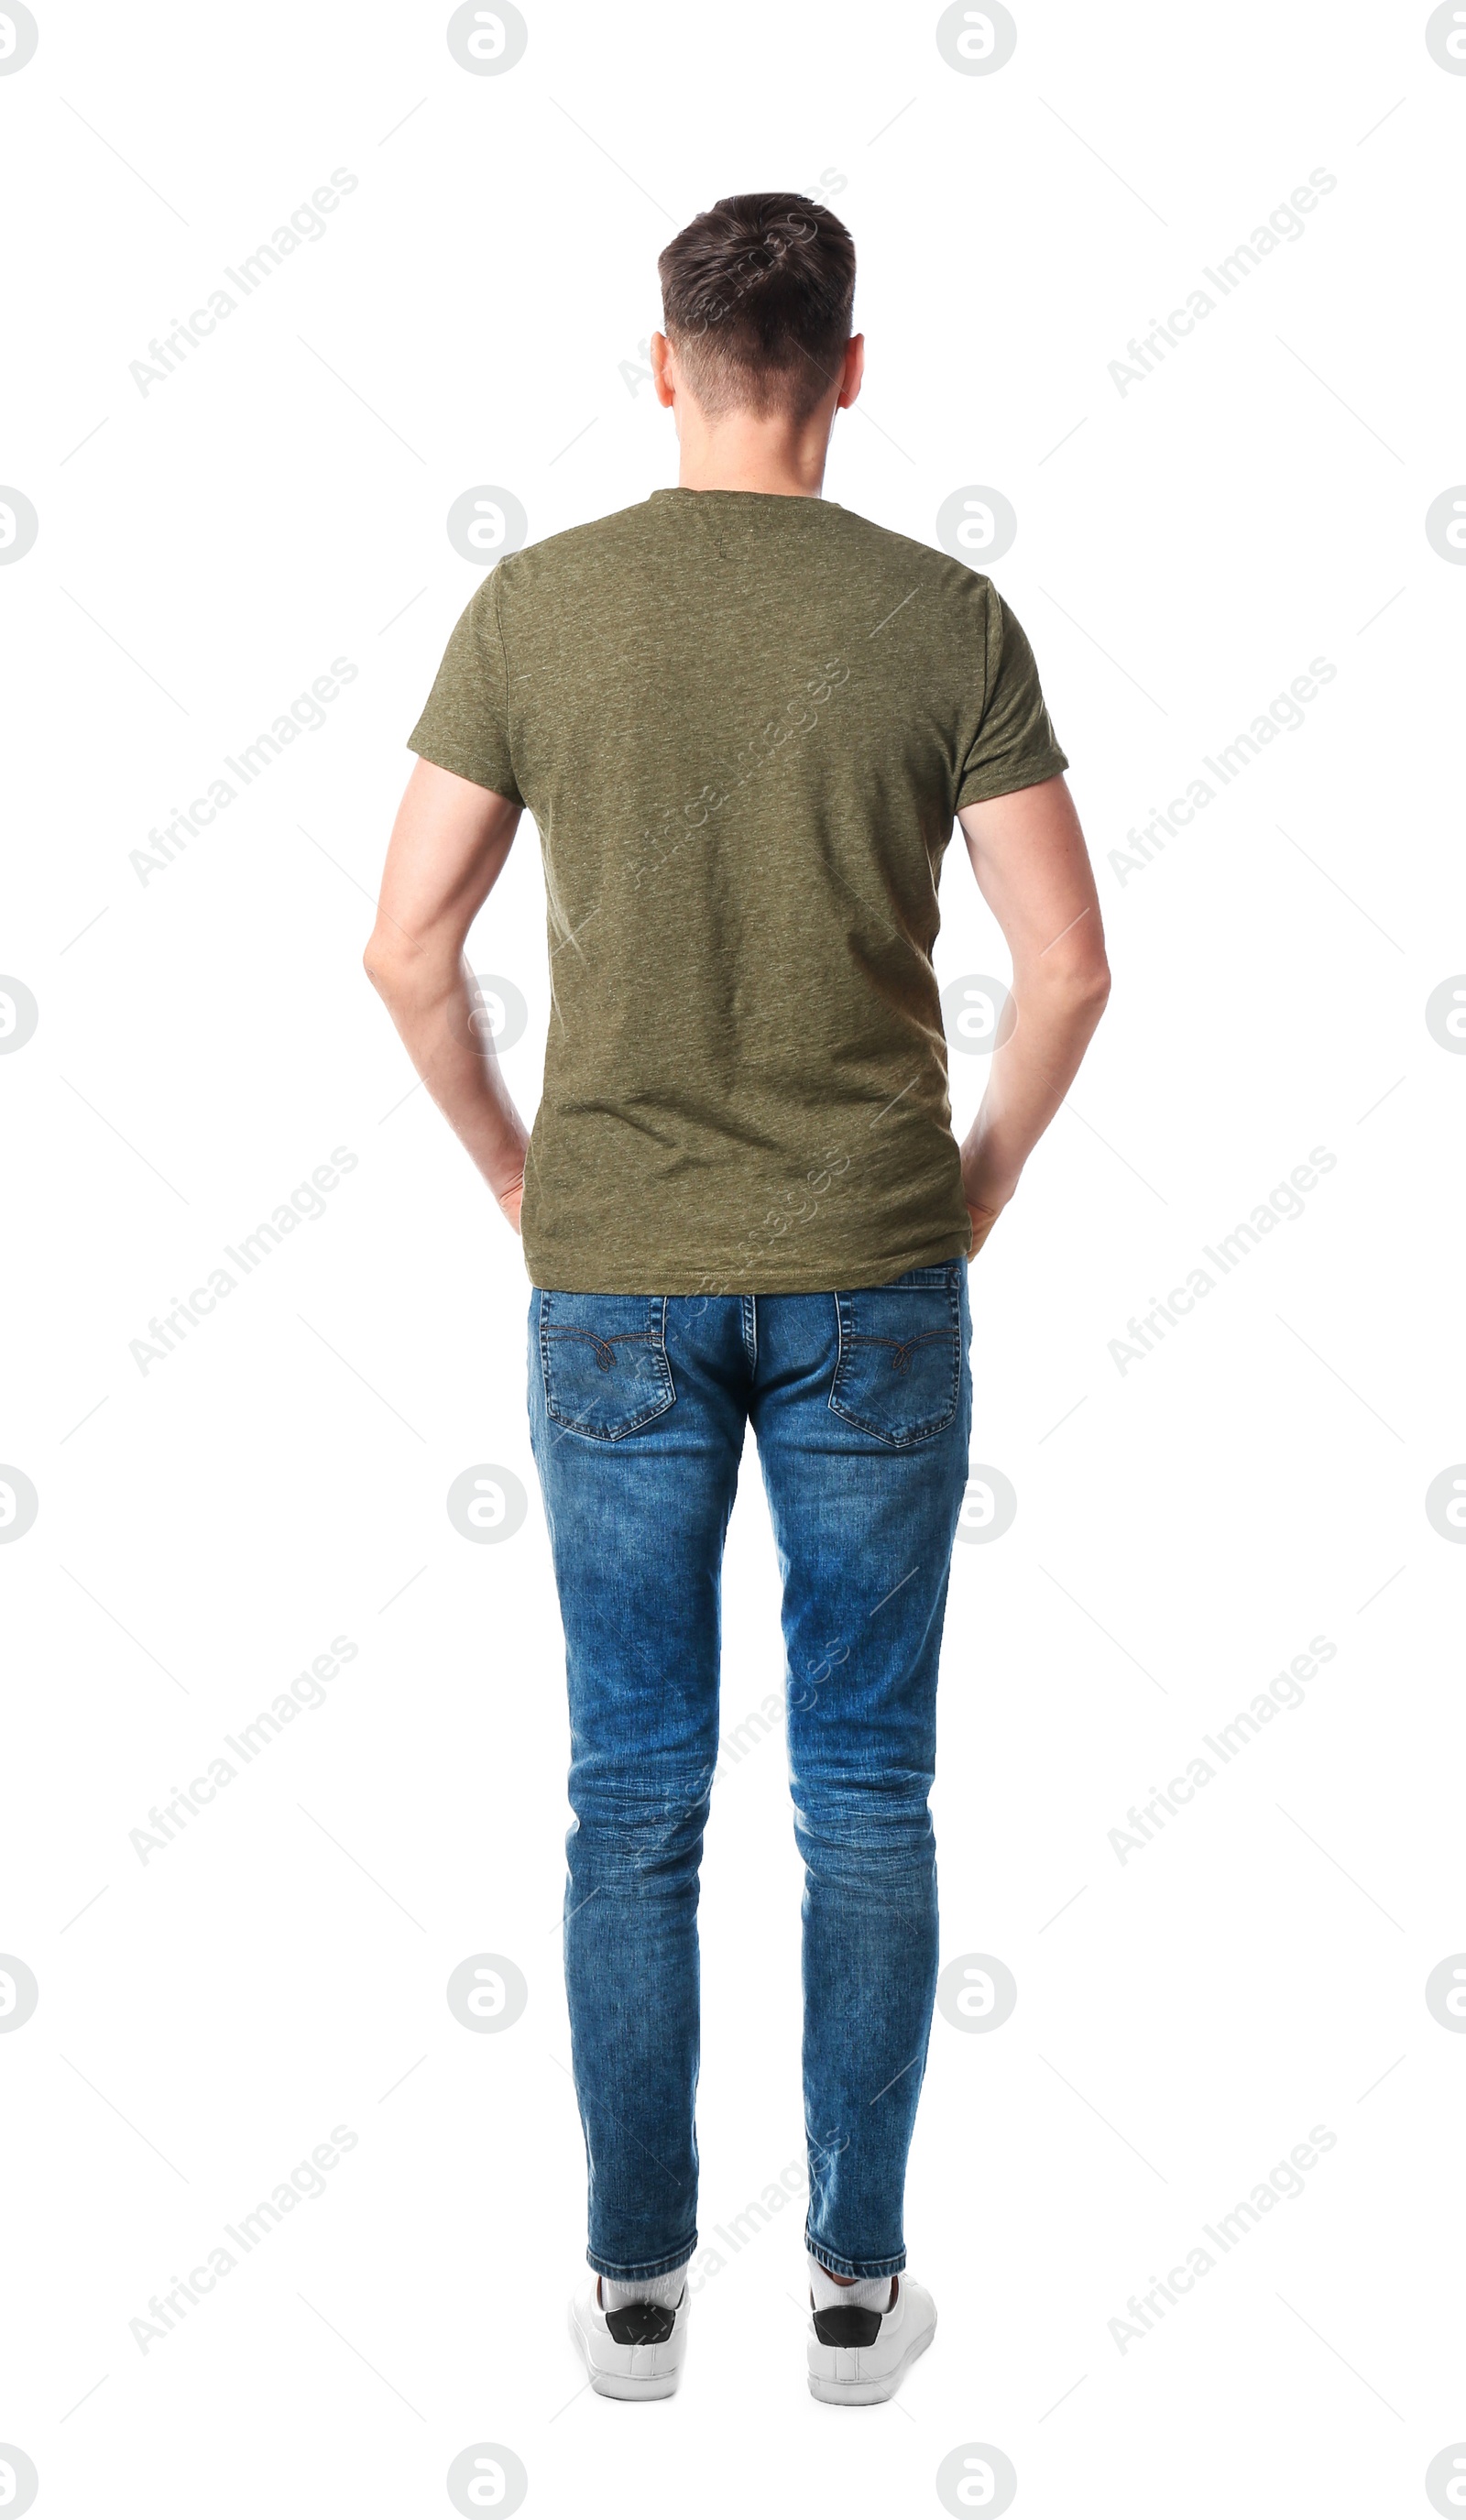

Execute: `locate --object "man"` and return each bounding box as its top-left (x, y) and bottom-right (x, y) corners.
top-left (366, 192), bottom-right (1109, 2405)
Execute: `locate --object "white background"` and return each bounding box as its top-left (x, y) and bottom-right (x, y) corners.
top-left (3, 2), bottom-right (1464, 2513)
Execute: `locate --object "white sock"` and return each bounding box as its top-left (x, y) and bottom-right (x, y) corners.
top-left (600, 2263), bottom-right (687, 2311)
top-left (808, 2252), bottom-right (894, 2314)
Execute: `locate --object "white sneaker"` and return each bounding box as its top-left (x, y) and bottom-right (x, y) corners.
top-left (806, 2273), bottom-right (936, 2405)
top-left (568, 2274), bottom-right (690, 2402)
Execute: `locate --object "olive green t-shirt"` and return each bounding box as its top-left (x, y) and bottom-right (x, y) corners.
top-left (409, 489), bottom-right (1067, 1294)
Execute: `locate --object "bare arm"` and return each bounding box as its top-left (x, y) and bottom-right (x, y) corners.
top-left (954, 773), bottom-right (1110, 1255)
top-left (364, 758), bottom-right (530, 1228)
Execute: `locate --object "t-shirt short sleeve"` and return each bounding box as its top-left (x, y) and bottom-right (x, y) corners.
top-left (407, 571), bottom-right (524, 804)
top-left (955, 585), bottom-right (1069, 810)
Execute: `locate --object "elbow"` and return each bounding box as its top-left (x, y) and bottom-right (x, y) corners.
top-left (363, 924), bottom-right (412, 1004)
top-left (1037, 949), bottom-right (1111, 1019)
top-left (1075, 960), bottom-right (1112, 1037)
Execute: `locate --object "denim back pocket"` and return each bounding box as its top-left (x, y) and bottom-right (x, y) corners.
top-left (828, 1265), bottom-right (963, 1446)
top-left (539, 1292), bottom-right (675, 1441)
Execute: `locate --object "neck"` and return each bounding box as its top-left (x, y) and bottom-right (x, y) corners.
top-left (675, 416), bottom-right (831, 499)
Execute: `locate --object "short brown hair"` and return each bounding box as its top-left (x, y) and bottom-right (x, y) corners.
top-left (657, 192), bottom-right (856, 422)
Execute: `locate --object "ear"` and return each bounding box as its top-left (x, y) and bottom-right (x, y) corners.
top-left (650, 331), bottom-right (677, 410)
top-left (836, 333), bottom-right (865, 411)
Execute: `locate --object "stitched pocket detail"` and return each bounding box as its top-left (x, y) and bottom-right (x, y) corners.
top-left (540, 1293), bottom-right (675, 1441)
top-left (828, 1269), bottom-right (962, 1446)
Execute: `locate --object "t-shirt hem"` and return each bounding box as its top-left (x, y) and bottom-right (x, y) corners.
top-left (523, 1231), bottom-right (972, 1296)
top-left (955, 746), bottom-right (1069, 811)
top-left (406, 736), bottom-right (524, 806)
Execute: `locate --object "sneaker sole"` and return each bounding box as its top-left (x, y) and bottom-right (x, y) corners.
top-left (807, 2309), bottom-right (936, 2405)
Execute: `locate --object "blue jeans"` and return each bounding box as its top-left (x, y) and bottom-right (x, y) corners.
top-left (526, 1264), bottom-right (973, 2282)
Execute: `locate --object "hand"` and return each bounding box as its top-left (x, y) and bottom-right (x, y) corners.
top-left (496, 1176), bottom-right (524, 1234)
top-left (965, 1200), bottom-right (1003, 1262)
top-left (961, 1155), bottom-right (1019, 1264)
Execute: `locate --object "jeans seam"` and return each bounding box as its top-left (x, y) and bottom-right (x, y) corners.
top-left (586, 2238), bottom-right (697, 2283)
top-left (804, 2228), bottom-right (908, 2281)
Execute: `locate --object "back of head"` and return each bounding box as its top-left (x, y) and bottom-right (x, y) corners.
top-left (657, 192), bottom-right (856, 423)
